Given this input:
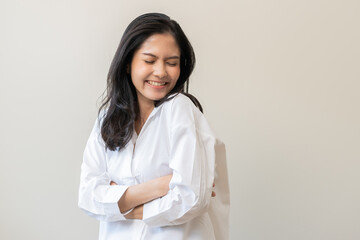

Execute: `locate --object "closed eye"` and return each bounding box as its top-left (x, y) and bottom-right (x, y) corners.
top-left (144, 60), bottom-right (155, 64)
top-left (167, 62), bottom-right (178, 66)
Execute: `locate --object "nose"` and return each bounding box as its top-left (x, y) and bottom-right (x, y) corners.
top-left (153, 62), bottom-right (168, 79)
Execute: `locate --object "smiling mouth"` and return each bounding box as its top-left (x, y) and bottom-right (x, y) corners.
top-left (146, 80), bottom-right (168, 86)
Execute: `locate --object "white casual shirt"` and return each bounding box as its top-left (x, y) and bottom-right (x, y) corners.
top-left (78, 93), bottom-right (230, 240)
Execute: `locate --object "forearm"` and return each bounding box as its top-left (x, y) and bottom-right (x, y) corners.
top-left (123, 184), bottom-right (215, 220)
top-left (117, 175), bottom-right (171, 213)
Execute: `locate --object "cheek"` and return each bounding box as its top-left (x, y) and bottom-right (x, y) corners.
top-left (131, 64), bottom-right (150, 80)
top-left (169, 67), bottom-right (181, 80)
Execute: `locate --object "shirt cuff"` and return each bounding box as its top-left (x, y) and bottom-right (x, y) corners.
top-left (142, 197), bottom-right (162, 226)
top-left (142, 193), bottom-right (180, 227)
top-left (102, 185), bottom-right (129, 218)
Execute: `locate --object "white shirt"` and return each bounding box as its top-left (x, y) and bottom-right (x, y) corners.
top-left (78, 93), bottom-right (230, 240)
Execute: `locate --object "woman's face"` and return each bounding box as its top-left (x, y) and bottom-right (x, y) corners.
top-left (130, 33), bottom-right (181, 105)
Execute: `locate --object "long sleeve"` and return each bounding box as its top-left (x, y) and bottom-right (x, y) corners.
top-left (78, 116), bottom-right (129, 222)
top-left (209, 140), bottom-right (230, 239)
top-left (142, 95), bottom-right (216, 227)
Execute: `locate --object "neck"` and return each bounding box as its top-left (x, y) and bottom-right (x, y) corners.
top-left (136, 94), bottom-right (155, 123)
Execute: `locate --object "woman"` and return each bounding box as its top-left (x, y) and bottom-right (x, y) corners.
top-left (78, 13), bottom-right (230, 239)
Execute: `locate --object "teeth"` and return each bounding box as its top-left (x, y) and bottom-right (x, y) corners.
top-left (148, 81), bottom-right (166, 86)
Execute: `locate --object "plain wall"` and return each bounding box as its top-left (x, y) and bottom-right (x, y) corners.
top-left (1, 0), bottom-right (359, 239)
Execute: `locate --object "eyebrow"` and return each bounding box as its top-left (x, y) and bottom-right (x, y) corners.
top-left (142, 53), bottom-right (180, 60)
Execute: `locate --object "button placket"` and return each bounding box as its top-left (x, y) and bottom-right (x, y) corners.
top-left (131, 106), bottom-right (160, 178)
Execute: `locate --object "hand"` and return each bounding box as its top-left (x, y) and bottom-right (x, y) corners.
top-left (212, 182), bottom-right (216, 197)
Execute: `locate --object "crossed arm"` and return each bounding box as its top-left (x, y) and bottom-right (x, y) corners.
top-left (110, 175), bottom-right (171, 219)
top-left (111, 175), bottom-right (216, 220)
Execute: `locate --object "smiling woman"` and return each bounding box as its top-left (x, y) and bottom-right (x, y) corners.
top-left (78, 13), bottom-right (230, 240)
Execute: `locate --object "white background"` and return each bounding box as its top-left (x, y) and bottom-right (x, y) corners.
top-left (0, 0), bottom-right (359, 239)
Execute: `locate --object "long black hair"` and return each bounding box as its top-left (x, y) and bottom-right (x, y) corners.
top-left (99, 13), bottom-right (202, 151)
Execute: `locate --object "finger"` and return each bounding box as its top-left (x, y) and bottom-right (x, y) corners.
top-left (213, 183), bottom-right (215, 187)
top-left (211, 191), bottom-right (216, 197)
top-left (110, 181), bottom-right (117, 186)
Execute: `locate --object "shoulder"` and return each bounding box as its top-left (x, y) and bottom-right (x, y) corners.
top-left (160, 93), bottom-right (203, 129)
top-left (165, 93), bottom-right (217, 141)
top-left (167, 93), bottom-right (201, 114)
top-left (92, 109), bottom-right (107, 132)
top-left (88, 109), bottom-right (108, 141)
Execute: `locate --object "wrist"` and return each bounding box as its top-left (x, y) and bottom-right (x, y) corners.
top-left (121, 207), bottom-right (134, 216)
top-left (125, 205), bottom-right (143, 220)
top-left (157, 176), bottom-right (170, 196)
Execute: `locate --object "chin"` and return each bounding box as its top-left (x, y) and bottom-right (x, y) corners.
top-left (147, 93), bottom-right (168, 101)
top-left (152, 96), bottom-right (166, 102)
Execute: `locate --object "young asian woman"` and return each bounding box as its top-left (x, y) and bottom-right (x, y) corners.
top-left (78, 13), bottom-right (230, 240)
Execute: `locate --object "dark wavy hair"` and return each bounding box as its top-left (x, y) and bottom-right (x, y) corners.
top-left (99, 13), bottom-right (202, 151)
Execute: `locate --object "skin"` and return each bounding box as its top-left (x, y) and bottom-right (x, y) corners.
top-left (112, 33), bottom-right (215, 220)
